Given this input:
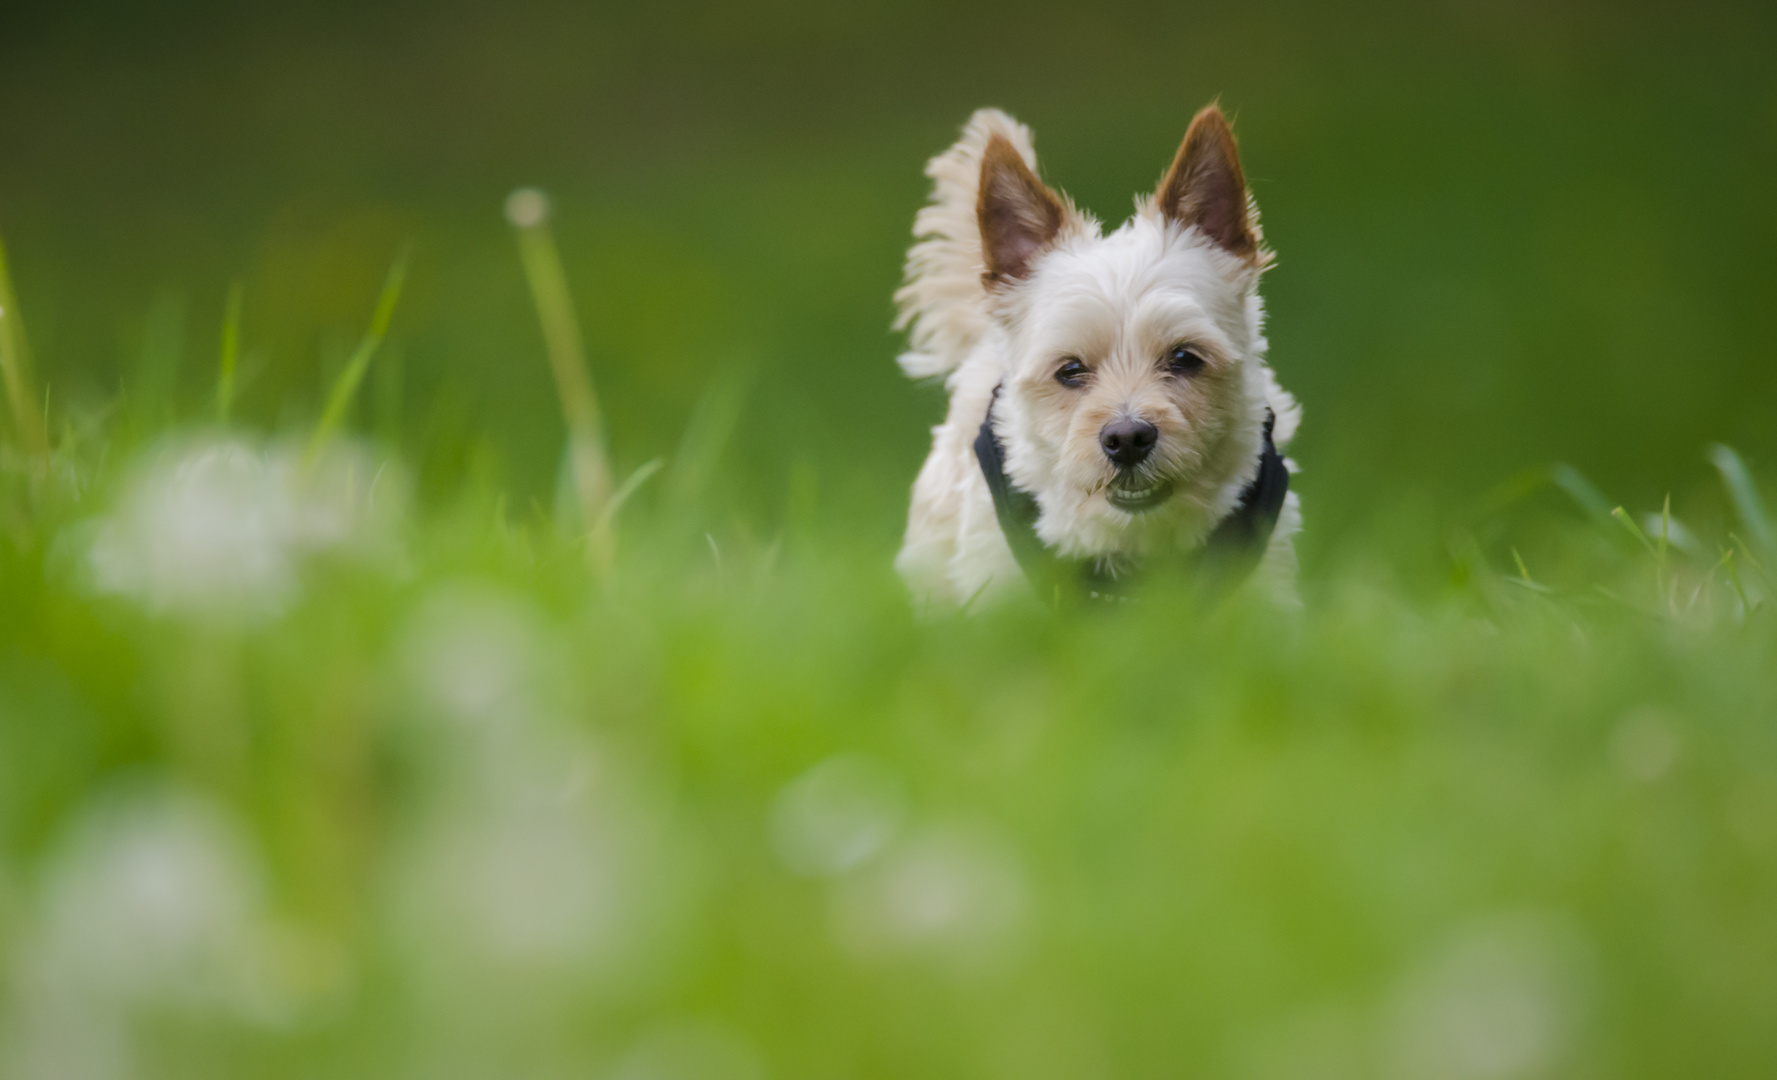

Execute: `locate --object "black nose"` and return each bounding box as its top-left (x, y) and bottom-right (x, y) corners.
top-left (1100, 418), bottom-right (1158, 467)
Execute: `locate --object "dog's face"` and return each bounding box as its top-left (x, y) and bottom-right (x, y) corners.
top-left (980, 107), bottom-right (1272, 560)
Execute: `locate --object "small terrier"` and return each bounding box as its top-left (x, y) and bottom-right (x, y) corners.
top-left (894, 104), bottom-right (1301, 608)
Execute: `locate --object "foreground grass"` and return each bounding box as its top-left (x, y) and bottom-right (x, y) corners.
top-left (2, 200), bottom-right (1775, 1075)
top-left (0, 421), bottom-right (1774, 1080)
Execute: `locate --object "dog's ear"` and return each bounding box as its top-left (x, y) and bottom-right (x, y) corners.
top-left (978, 135), bottom-right (1065, 285)
top-left (1156, 104), bottom-right (1257, 260)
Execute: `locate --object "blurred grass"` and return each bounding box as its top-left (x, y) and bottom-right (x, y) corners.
top-left (1, 0), bottom-right (1776, 1076)
top-left (0, 421), bottom-right (1774, 1075)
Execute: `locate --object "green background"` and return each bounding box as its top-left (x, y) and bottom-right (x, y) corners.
top-left (5, 0), bottom-right (1773, 570)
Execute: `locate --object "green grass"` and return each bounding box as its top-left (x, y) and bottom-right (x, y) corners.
top-left (0, 219), bottom-right (1774, 1079)
top-left (1, 2), bottom-right (1775, 1070)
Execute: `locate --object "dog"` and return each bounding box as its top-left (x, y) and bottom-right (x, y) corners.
top-left (893, 104), bottom-right (1302, 609)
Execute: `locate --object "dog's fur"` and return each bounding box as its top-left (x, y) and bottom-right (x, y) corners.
top-left (893, 105), bottom-right (1302, 609)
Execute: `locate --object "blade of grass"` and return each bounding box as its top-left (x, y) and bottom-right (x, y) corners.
top-left (1611, 507), bottom-right (1659, 558)
top-left (1467, 465), bottom-right (1549, 523)
top-left (1640, 510), bottom-right (1705, 559)
top-left (1710, 444), bottom-right (1774, 561)
top-left (1705, 547), bottom-right (1746, 617)
top-left (0, 232), bottom-right (49, 459)
top-left (592, 458), bottom-right (663, 541)
top-left (1550, 463), bottom-right (1614, 522)
top-left (216, 281), bottom-right (243, 423)
top-left (374, 343), bottom-right (404, 448)
top-left (506, 188), bottom-right (615, 572)
top-left (1655, 493), bottom-right (1671, 605)
top-left (1508, 547), bottom-right (1554, 594)
top-left (306, 248), bottom-right (409, 467)
top-left (1687, 548), bottom-right (1734, 616)
top-left (1729, 533), bottom-right (1775, 593)
top-left (959, 575), bottom-right (996, 615)
top-left (1658, 494), bottom-right (1670, 563)
top-left (666, 365), bottom-right (750, 519)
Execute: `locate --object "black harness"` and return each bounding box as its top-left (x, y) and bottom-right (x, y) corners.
top-left (973, 389), bottom-right (1289, 604)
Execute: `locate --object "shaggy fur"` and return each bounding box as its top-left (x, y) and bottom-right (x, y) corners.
top-left (894, 105), bottom-right (1302, 608)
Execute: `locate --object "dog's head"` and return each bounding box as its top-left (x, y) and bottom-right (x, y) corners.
top-left (981, 105), bottom-right (1273, 561)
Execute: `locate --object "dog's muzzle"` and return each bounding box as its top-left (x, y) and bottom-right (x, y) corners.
top-left (1100, 419), bottom-right (1172, 512)
top-left (1106, 474), bottom-right (1175, 513)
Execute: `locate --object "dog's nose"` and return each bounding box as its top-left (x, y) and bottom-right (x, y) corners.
top-left (1100, 418), bottom-right (1158, 467)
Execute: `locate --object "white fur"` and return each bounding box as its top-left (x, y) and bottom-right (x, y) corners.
top-left (895, 108), bottom-right (1302, 609)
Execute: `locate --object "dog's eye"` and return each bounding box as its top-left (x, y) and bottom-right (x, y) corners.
top-left (1054, 358), bottom-right (1090, 388)
top-left (1166, 345), bottom-right (1206, 376)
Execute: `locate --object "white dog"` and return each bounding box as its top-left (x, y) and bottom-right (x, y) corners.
top-left (893, 104), bottom-right (1301, 608)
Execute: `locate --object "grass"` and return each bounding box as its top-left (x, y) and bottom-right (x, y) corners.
top-left (0, 233), bottom-right (50, 462)
top-left (0, 213), bottom-right (1774, 1080)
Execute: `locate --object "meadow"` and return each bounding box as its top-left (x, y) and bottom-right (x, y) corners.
top-left (2, 1), bottom-right (1776, 1076)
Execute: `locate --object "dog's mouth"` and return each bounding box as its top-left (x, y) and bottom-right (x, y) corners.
top-left (1105, 475), bottom-right (1175, 514)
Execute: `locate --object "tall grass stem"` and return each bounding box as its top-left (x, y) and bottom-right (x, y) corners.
top-left (0, 234), bottom-right (50, 460)
top-left (506, 188), bottom-right (615, 571)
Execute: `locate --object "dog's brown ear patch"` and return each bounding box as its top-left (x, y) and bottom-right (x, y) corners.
top-left (1157, 104), bottom-right (1256, 260)
top-left (978, 135), bottom-right (1065, 285)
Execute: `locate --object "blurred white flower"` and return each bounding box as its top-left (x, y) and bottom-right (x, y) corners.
top-left (393, 789), bottom-right (625, 969)
top-left (831, 823), bottom-right (1027, 967)
top-left (614, 1019), bottom-right (767, 1080)
top-left (770, 754), bottom-right (906, 878)
top-left (387, 584), bottom-right (675, 989)
top-left (383, 746), bottom-right (680, 1007)
top-left (35, 786), bottom-right (269, 1008)
top-left (84, 434), bottom-right (405, 618)
top-left (396, 584), bottom-right (603, 805)
top-left (1388, 912), bottom-right (1590, 1080)
top-left (1610, 707), bottom-right (1681, 784)
top-left (4, 784), bottom-right (336, 1080)
top-left (399, 584), bottom-right (554, 732)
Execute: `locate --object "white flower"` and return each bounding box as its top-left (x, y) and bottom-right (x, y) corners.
top-left (34, 786), bottom-right (267, 1008)
top-left (1389, 912), bottom-right (1590, 1080)
top-left (84, 434), bottom-right (405, 618)
top-left (4, 785), bottom-right (339, 1079)
top-left (385, 584), bottom-right (677, 990)
top-left (394, 794), bottom-right (624, 967)
top-left (831, 822), bottom-right (1027, 968)
top-left (399, 584), bottom-right (555, 732)
top-left (770, 755), bottom-right (907, 878)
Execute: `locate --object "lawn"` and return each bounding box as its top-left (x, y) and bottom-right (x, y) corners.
top-left (1, 1), bottom-right (1775, 1076)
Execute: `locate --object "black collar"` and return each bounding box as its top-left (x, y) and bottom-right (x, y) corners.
top-left (973, 388), bottom-right (1289, 605)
